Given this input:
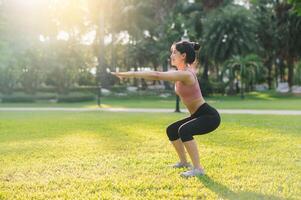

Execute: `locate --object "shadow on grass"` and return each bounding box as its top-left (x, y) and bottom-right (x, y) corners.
top-left (197, 175), bottom-right (284, 200)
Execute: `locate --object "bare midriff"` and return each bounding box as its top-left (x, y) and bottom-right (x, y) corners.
top-left (182, 96), bottom-right (206, 115)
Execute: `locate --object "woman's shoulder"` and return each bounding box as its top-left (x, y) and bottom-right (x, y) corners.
top-left (178, 68), bottom-right (196, 85)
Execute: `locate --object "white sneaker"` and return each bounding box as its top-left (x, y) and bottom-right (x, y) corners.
top-left (171, 162), bottom-right (192, 169)
top-left (180, 168), bottom-right (205, 178)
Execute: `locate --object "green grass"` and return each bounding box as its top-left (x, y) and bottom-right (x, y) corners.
top-left (1, 92), bottom-right (301, 110)
top-left (0, 112), bottom-right (300, 199)
top-left (98, 92), bottom-right (301, 110)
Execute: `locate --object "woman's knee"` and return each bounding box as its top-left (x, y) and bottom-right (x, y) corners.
top-left (178, 125), bottom-right (193, 142)
top-left (166, 124), bottom-right (179, 141)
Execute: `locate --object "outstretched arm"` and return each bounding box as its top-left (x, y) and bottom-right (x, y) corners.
top-left (111, 70), bottom-right (193, 83)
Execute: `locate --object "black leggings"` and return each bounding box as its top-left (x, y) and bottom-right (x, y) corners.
top-left (166, 103), bottom-right (221, 142)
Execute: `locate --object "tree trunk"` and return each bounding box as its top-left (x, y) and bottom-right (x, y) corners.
top-left (133, 65), bottom-right (138, 87)
top-left (287, 57), bottom-right (294, 92)
top-left (235, 79), bottom-right (239, 94)
top-left (163, 59), bottom-right (171, 90)
top-left (228, 79), bottom-right (235, 95)
top-left (215, 64), bottom-right (219, 80)
top-left (275, 61), bottom-right (279, 88)
top-left (240, 81), bottom-right (245, 99)
top-left (141, 79), bottom-right (147, 90)
top-left (175, 95), bottom-right (181, 113)
top-left (202, 56), bottom-right (209, 81)
top-left (265, 56), bottom-right (273, 90)
top-left (279, 58), bottom-right (285, 82)
top-left (96, 6), bottom-right (105, 86)
top-left (152, 61), bottom-right (158, 85)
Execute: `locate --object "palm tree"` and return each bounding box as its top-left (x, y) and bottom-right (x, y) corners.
top-left (203, 4), bottom-right (258, 65)
top-left (222, 54), bottom-right (263, 99)
top-left (275, 1), bottom-right (301, 91)
top-left (193, 0), bottom-right (229, 83)
top-left (253, 0), bottom-right (277, 90)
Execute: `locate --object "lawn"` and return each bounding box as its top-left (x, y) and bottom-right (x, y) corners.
top-left (0, 111), bottom-right (300, 199)
top-left (1, 91), bottom-right (301, 110)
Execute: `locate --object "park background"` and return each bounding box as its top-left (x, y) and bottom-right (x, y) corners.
top-left (0, 0), bottom-right (301, 199)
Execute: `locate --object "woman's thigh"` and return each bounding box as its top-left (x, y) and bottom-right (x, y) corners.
top-left (179, 115), bottom-right (220, 136)
top-left (166, 116), bottom-right (193, 133)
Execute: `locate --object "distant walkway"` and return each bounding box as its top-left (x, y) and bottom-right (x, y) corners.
top-left (1, 107), bottom-right (301, 115)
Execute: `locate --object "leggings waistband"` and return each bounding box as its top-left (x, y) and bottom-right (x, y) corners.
top-left (191, 103), bottom-right (219, 118)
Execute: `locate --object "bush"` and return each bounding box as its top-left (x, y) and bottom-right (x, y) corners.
top-left (1, 93), bottom-right (35, 103)
top-left (198, 79), bottom-right (213, 97)
top-left (110, 85), bottom-right (128, 93)
top-left (70, 86), bottom-right (99, 94)
top-left (36, 86), bottom-right (98, 94)
top-left (211, 81), bottom-right (226, 95)
top-left (34, 92), bottom-right (57, 100)
top-left (37, 86), bottom-right (57, 93)
top-left (107, 90), bottom-right (175, 99)
top-left (57, 92), bottom-right (95, 103)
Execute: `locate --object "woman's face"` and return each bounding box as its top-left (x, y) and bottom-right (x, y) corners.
top-left (170, 45), bottom-right (185, 68)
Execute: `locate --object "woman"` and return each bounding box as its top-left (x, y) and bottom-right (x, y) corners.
top-left (111, 41), bottom-right (221, 178)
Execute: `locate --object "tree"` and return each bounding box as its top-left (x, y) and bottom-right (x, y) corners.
top-left (18, 47), bottom-right (44, 94)
top-left (288, 0), bottom-right (301, 15)
top-left (0, 1), bottom-right (20, 94)
top-left (275, 1), bottom-right (301, 90)
top-left (203, 4), bottom-right (258, 64)
top-left (197, 0), bottom-right (230, 96)
top-left (223, 54), bottom-right (263, 98)
top-left (44, 40), bottom-right (92, 94)
top-left (253, 0), bottom-right (278, 89)
top-left (294, 61), bottom-right (301, 85)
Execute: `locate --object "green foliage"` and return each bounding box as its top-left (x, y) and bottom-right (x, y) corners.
top-left (57, 92), bottom-right (95, 103)
top-left (203, 4), bottom-right (258, 63)
top-left (223, 54), bottom-right (264, 98)
top-left (44, 41), bottom-right (95, 94)
top-left (0, 36), bottom-right (20, 94)
top-left (0, 0), bottom-right (301, 96)
top-left (198, 78), bottom-right (213, 97)
top-left (294, 61), bottom-right (301, 85)
top-left (1, 91), bottom-right (301, 110)
top-left (77, 70), bottom-right (96, 86)
top-left (98, 69), bottom-right (118, 89)
top-left (110, 85), bottom-right (128, 93)
top-left (18, 49), bottom-right (45, 94)
top-left (289, 0), bottom-right (301, 15)
top-left (253, 0), bottom-right (277, 53)
top-left (0, 67), bottom-right (20, 94)
top-left (273, 2), bottom-right (301, 88)
top-left (1, 93), bottom-right (36, 103)
top-left (0, 91), bottom-right (96, 103)
top-left (198, 78), bottom-right (227, 97)
top-left (252, 0), bottom-right (278, 89)
top-left (69, 86), bottom-right (98, 94)
top-left (211, 80), bottom-right (227, 95)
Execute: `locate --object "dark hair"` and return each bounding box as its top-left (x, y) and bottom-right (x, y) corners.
top-left (175, 41), bottom-right (201, 64)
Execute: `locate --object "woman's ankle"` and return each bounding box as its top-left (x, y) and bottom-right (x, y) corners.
top-left (192, 165), bottom-right (204, 171)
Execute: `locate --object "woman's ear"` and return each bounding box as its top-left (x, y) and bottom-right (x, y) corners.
top-left (181, 53), bottom-right (186, 61)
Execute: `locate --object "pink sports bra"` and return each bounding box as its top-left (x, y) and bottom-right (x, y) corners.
top-left (175, 68), bottom-right (203, 105)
